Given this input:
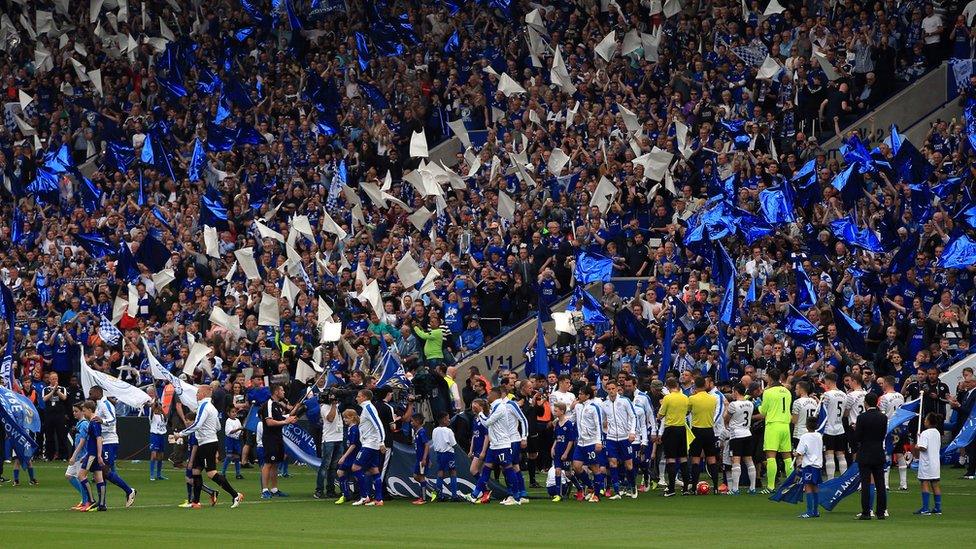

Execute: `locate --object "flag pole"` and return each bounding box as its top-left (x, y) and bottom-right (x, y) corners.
top-left (917, 389), bottom-right (924, 438)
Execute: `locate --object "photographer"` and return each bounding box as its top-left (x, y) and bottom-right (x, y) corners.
top-left (42, 371), bottom-right (68, 460)
top-left (314, 385), bottom-right (343, 500)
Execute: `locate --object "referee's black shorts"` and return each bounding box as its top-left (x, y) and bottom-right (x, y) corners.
top-left (194, 442), bottom-right (219, 472)
top-left (689, 427), bottom-right (718, 458)
top-left (662, 426), bottom-right (687, 459)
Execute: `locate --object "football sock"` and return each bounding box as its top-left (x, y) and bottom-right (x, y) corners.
top-left (355, 470), bottom-right (368, 498)
top-left (766, 458), bottom-right (778, 490)
top-left (730, 464), bottom-right (741, 492)
top-left (747, 463), bottom-right (757, 490)
top-left (921, 491), bottom-right (930, 510)
top-left (212, 473), bottom-right (238, 498)
top-left (371, 474), bottom-right (383, 501)
top-left (449, 476), bottom-right (457, 498)
top-left (837, 456), bottom-right (848, 475)
top-left (933, 494), bottom-right (941, 510)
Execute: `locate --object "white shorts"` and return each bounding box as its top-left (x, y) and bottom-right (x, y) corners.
top-left (65, 461), bottom-right (82, 478)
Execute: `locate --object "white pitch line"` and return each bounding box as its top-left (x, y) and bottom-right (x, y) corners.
top-left (0, 497), bottom-right (319, 515)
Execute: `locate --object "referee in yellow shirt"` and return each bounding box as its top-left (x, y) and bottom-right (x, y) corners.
top-left (689, 377), bottom-right (720, 493)
top-left (657, 378), bottom-right (690, 497)
top-left (757, 369), bottom-right (794, 493)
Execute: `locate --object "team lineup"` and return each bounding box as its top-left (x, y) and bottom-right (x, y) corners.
top-left (50, 365), bottom-right (955, 518)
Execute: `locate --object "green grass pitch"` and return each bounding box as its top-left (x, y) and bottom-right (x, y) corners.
top-left (0, 462), bottom-right (972, 547)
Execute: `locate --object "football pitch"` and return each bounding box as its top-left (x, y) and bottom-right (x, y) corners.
top-left (0, 462), bottom-right (972, 548)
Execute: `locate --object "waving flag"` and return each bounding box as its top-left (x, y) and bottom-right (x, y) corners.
top-left (659, 311), bottom-right (675, 382)
top-left (575, 252), bottom-right (614, 283)
top-left (886, 398), bottom-right (920, 436)
top-left (376, 349), bottom-right (410, 389)
top-left (530, 315), bottom-right (548, 376)
top-left (143, 337), bottom-right (183, 396)
top-left (795, 262), bottom-right (817, 310)
top-left (937, 232), bottom-right (976, 269)
top-left (0, 282), bottom-right (16, 388)
top-left (78, 173), bottom-right (103, 213)
top-left (782, 304), bottom-right (817, 340)
top-left (614, 308), bottom-right (655, 350)
top-left (189, 138), bottom-right (207, 182)
top-left (759, 185), bottom-right (796, 224)
top-left (73, 232), bottom-right (115, 259)
top-left (829, 216), bottom-right (885, 253)
top-left (98, 315), bottom-right (123, 346)
top-left (888, 231), bottom-right (919, 274)
top-left (832, 307), bottom-right (867, 356)
top-left (79, 347), bottom-right (152, 408)
top-left (569, 285), bottom-right (608, 325)
top-left (0, 385), bottom-right (40, 460)
top-left (945, 402), bottom-right (976, 453)
top-left (716, 326), bottom-right (730, 383)
top-left (714, 242), bottom-right (736, 324)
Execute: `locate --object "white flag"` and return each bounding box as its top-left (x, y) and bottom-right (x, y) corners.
top-left (409, 129), bottom-right (429, 158)
top-left (234, 247), bottom-right (261, 280)
top-left (183, 342), bottom-right (212, 376)
top-left (396, 253), bottom-right (424, 289)
top-left (594, 31), bottom-right (616, 61)
top-left (258, 292), bottom-right (280, 327)
top-left (80, 347), bottom-right (152, 408)
top-left (204, 225), bottom-right (220, 258)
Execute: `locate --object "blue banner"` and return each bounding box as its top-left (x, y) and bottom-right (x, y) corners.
top-left (282, 423), bottom-right (322, 468)
top-left (0, 282), bottom-right (15, 387)
top-left (0, 386), bottom-right (40, 461)
top-left (818, 463), bottom-right (861, 511)
top-left (768, 468), bottom-right (804, 504)
top-left (946, 404), bottom-right (976, 453)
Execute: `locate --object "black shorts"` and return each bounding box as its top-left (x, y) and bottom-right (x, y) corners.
top-left (689, 427), bottom-right (718, 458)
top-left (194, 442), bottom-right (219, 472)
top-left (264, 438), bottom-right (285, 463)
top-left (730, 436), bottom-right (754, 457)
top-left (662, 426), bottom-right (687, 459)
top-left (823, 433), bottom-right (848, 452)
top-left (526, 433), bottom-right (542, 455)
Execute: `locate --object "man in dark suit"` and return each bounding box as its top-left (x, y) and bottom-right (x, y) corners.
top-left (952, 371), bottom-right (976, 478)
top-left (852, 392), bottom-right (888, 519)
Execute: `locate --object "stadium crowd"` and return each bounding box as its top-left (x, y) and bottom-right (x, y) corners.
top-left (1, 0), bottom-right (976, 509)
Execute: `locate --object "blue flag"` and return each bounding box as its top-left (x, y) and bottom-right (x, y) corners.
top-left (201, 195), bottom-right (229, 230)
top-left (0, 282), bottom-right (15, 387)
top-left (141, 133), bottom-right (155, 164)
top-left (444, 29), bottom-right (460, 54)
top-left (73, 232), bottom-right (115, 259)
top-left (244, 405), bottom-right (260, 432)
top-left (782, 304), bottom-right (818, 340)
top-left (0, 386), bottom-right (40, 461)
top-left (116, 243), bottom-right (140, 283)
top-left (830, 163), bottom-right (864, 208)
top-left (758, 185), bottom-right (796, 225)
top-left (937, 232), bottom-right (976, 269)
top-left (795, 262), bottom-right (817, 310)
top-left (376, 350), bottom-right (411, 389)
top-left (768, 468), bottom-right (804, 504)
top-left (283, 423), bottom-right (322, 468)
top-left (530, 316), bottom-right (548, 377)
top-left (575, 251), bottom-right (613, 283)
top-left (886, 398), bottom-right (920, 437)
top-left (152, 207), bottom-right (177, 235)
top-left (818, 463), bottom-right (861, 511)
top-left (714, 242), bottom-right (736, 324)
top-left (659, 311), bottom-right (675, 382)
top-left (832, 307), bottom-right (867, 356)
top-left (888, 231), bottom-right (919, 274)
top-left (945, 402), bottom-right (976, 453)
top-left (134, 232), bottom-right (172, 273)
top-left (44, 143), bottom-right (73, 173)
top-left (614, 308), bottom-right (655, 350)
top-left (745, 275), bottom-right (757, 305)
top-left (358, 82), bottom-right (389, 110)
top-left (569, 285), bottom-right (608, 326)
top-left (78, 174), bottom-right (103, 213)
top-left (829, 216), bottom-right (885, 253)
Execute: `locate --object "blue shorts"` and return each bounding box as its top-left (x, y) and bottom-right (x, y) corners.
top-left (225, 438), bottom-right (242, 456)
top-left (605, 439), bottom-right (634, 461)
top-left (510, 442), bottom-right (522, 464)
top-left (436, 451), bottom-right (456, 472)
top-left (801, 466), bottom-right (822, 486)
top-left (632, 444), bottom-right (644, 462)
top-left (572, 444), bottom-right (606, 466)
top-left (414, 458), bottom-right (428, 475)
top-left (553, 445), bottom-right (571, 470)
top-left (256, 447), bottom-right (265, 466)
top-left (149, 433), bottom-right (167, 453)
top-left (84, 455), bottom-right (101, 473)
top-left (355, 447), bottom-right (381, 470)
top-left (101, 443), bottom-right (118, 468)
top-left (485, 447), bottom-right (512, 466)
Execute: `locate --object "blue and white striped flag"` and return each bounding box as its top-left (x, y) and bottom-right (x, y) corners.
top-left (731, 41), bottom-right (767, 67)
top-left (375, 350), bottom-right (411, 389)
top-left (98, 315), bottom-right (123, 346)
